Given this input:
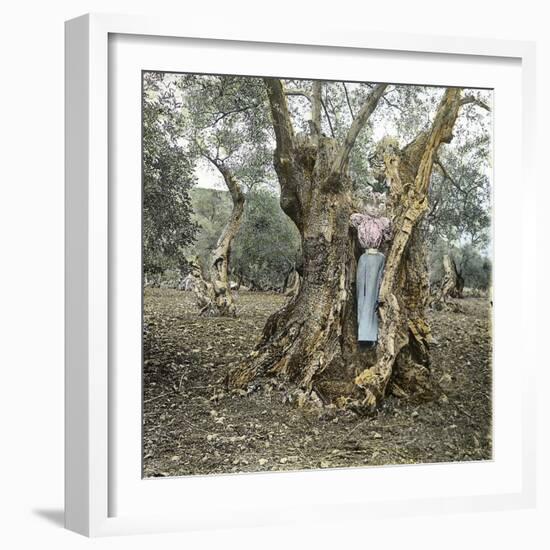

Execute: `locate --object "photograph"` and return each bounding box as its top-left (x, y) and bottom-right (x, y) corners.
top-left (141, 71), bottom-right (493, 478)
top-left (0, 0), bottom-right (543, 545)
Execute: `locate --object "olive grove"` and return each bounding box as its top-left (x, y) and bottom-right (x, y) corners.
top-left (143, 72), bottom-right (491, 411)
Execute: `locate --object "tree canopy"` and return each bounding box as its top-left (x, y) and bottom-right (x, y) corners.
top-left (142, 72), bottom-right (199, 278)
top-left (143, 72), bottom-right (492, 296)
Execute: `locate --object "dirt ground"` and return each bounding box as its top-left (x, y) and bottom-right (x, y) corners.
top-left (143, 288), bottom-right (492, 477)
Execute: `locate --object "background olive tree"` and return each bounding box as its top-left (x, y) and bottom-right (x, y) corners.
top-left (174, 74), bottom-right (273, 315)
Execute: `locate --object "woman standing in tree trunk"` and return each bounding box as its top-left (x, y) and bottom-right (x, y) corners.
top-left (350, 193), bottom-right (392, 346)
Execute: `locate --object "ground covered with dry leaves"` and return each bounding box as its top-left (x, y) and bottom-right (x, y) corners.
top-left (143, 288), bottom-right (492, 477)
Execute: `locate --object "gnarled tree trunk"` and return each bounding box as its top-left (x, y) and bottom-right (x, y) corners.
top-left (228, 82), bottom-right (465, 410)
top-left (431, 252), bottom-right (464, 308)
top-left (354, 89), bottom-right (463, 407)
top-left (227, 134), bottom-right (366, 401)
top-left (204, 159), bottom-right (245, 316)
top-left (227, 79), bottom-right (387, 400)
top-left (189, 257), bottom-right (217, 315)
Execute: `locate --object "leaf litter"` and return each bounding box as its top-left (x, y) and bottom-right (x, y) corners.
top-left (143, 288), bottom-right (492, 477)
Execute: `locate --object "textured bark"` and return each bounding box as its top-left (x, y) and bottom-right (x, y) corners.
top-left (227, 79), bottom-right (387, 397)
top-left (283, 269), bottom-right (301, 297)
top-left (189, 258), bottom-right (218, 316)
top-left (455, 264), bottom-right (465, 298)
top-left (205, 159), bottom-right (245, 316)
top-left (228, 83), bottom-right (464, 410)
top-left (354, 88), bottom-right (463, 407)
top-left (311, 81), bottom-right (322, 137)
top-left (432, 253), bottom-right (463, 308)
top-left (226, 135), bottom-right (363, 398)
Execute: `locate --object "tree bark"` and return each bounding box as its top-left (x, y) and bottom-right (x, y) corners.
top-left (432, 252), bottom-right (464, 308)
top-left (226, 137), bottom-right (364, 400)
top-left (228, 83), bottom-right (464, 411)
top-left (204, 158), bottom-right (246, 316)
top-left (354, 88), bottom-right (463, 407)
top-left (283, 268), bottom-right (301, 297)
top-left (189, 258), bottom-right (217, 315)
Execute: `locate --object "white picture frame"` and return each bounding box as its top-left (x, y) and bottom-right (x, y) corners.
top-left (65, 12), bottom-right (537, 537)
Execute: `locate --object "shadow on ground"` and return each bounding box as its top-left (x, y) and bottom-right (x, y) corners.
top-left (33, 509), bottom-right (64, 528)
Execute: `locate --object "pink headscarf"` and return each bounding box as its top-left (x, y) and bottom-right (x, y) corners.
top-left (350, 212), bottom-right (391, 249)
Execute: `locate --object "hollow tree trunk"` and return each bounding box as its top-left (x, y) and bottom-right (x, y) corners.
top-left (228, 82), bottom-right (464, 410)
top-left (205, 159), bottom-right (245, 316)
top-left (227, 78), bottom-right (387, 397)
top-left (227, 137), bottom-right (365, 400)
top-left (354, 89), bottom-right (464, 407)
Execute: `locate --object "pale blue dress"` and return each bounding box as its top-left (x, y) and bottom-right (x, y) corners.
top-left (356, 251), bottom-right (385, 342)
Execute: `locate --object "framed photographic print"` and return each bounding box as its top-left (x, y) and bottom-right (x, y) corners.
top-left (65, 13), bottom-right (536, 537)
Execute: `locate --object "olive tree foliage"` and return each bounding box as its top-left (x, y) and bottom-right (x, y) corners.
top-left (424, 90), bottom-right (492, 294)
top-left (189, 187), bottom-right (301, 291)
top-left (230, 187), bottom-right (302, 290)
top-left (427, 90), bottom-right (492, 248)
top-left (172, 74), bottom-right (275, 314)
top-left (175, 74), bottom-right (273, 187)
top-left (429, 241), bottom-right (491, 293)
top-left (142, 72), bottom-right (199, 282)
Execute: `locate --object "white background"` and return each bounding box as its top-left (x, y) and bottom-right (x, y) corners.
top-left (0, 1), bottom-right (547, 549)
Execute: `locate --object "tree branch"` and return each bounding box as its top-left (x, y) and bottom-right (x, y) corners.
top-left (427, 196), bottom-right (440, 221)
top-left (414, 88), bottom-right (464, 195)
top-left (203, 154), bottom-right (245, 206)
top-left (320, 97), bottom-right (335, 137)
top-left (434, 156), bottom-right (486, 199)
top-left (331, 83), bottom-right (388, 176)
top-left (382, 95), bottom-right (405, 113)
top-left (311, 81), bottom-right (322, 137)
top-left (283, 89), bottom-right (312, 101)
top-left (206, 103), bottom-right (261, 127)
top-left (342, 83), bottom-right (355, 119)
top-left (460, 96), bottom-right (491, 112)
top-left (434, 156), bottom-right (467, 195)
top-left (263, 78), bottom-right (295, 160)
top-left (264, 78), bottom-right (303, 230)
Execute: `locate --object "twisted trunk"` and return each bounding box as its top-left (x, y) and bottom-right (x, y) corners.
top-left (355, 89), bottom-right (463, 407)
top-left (206, 160), bottom-right (245, 316)
top-left (227, 135), bottom-right (363, 397)
top-left (189, 258), bottom-right (217, 315)
top-left (228, 82), bottom-right (464, 410)
top-left (432, 253), bottom-right (464, 308)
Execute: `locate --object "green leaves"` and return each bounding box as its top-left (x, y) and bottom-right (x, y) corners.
top-left (231, 188), bottom-right (301, 290)
top-left (143, 72), bottom-right (199, 277)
